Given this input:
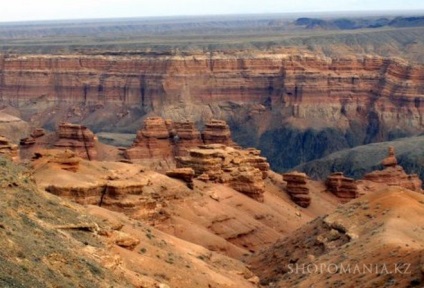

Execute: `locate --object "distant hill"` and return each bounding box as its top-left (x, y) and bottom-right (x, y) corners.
top-left (295, 16), bottom-right (424, 30)
top-left (294, 135), bottom-right (424, 184)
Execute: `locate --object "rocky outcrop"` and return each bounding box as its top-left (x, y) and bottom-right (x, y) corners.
top-left (228, 166), bottom-right (265, 202)
top-left (202, 119), bottom-right (234, 146)
top-left (364, 147), bottom-right (422, 192)
top-left (49, 150), bottom-right (80, 172)
top-left (46, 176), bottom-right (149, 208)
top-left (282, 172), bottom-right (310, 207)
top-left (30, 128), bottom-right (45, 138)
top-left (166, 167), bottom-right (195, 189)
top-left (54, 123), bottom-right (97, 160)
top-left (381, 146), bottom-right (397, 168)
top-left (0, 136), bottom-right (19, 161)
top-left (1, 52), bottom-right (424, 171)
top-left (172, 121), bottom-right (203, 156)
top-left (0, 111), bottom-right (30, 144)
top-left (125, 117), bottom-right (173, 161)
top-left (177, 144), bottom-right (269, 201)
top-left (125, 118), bottom-right (234, 166)
top-left (325, 172), bottom-right (358, 201)
top-left (20, 128), bottom-right (46, 147)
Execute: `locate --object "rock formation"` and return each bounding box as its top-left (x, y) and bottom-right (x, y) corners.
top-left (49, 150), bottom-right (80, 172)
top-left (364, 146), bottom-right (422, 192)
top-left (166, 167), bottom-right (195, 189)
top-left (228, 165), bottom-right (266, 202)
top-left (54, 123), bottom-right (97, 160)
top-left (125, 117), bottom-right (173, 161)
top-left (20, 128), bottom-right (46, 147)
top-left (325, 172), bottom-right (358, 201)
top-left (202, 119), bottom-right (234, 146)
top-left (0, 136), bottom-right (19, 161)
top-left (1, 52), bottom-right (424, 171)
top-left (282, 172), bottom-right (310, 207)
top-left (177, 144), bottom-right (269, 201)
top-left (31, 128), bottom-right (46, 138)
top-left (0, 111), bottom-right (30, 144)
top-left (172, 121), bottom-right (203, 156)
top-left (125, 118), bottom-right (234, 167)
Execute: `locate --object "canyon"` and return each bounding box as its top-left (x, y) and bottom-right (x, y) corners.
top-left (1, 14), bottom-right (424, 288)
top-left (1, 51), bottom-right (424, 171)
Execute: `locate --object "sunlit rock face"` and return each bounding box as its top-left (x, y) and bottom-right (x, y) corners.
top-left (1, 52), bottom-right (424, 170)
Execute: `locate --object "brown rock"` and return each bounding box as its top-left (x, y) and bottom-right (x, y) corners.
top-left (177, 145), bottom-right (270, 201)
top-left (125, 117), bottom-right (173, 162)
top-left (20, 137), bottom-right (36, 146)
top-left (0, 136), bottom-right (19, 162)
top-left (283, 172), bottom-right (311, 207)
top-left (325, 172), bottom-right (358, 201)
top-left (364, 148), bottom-right (422, 192)
top-left (54, 123), bottom-right (97, 160)
top-left (49, 150), bottom-right (80, 172)
top-left (177, 146), bottom-right (226, 180)
top-left (202, 119), bottom-right (234, 146)
top-left (110, 231), bottom-right (140, 250)
top-left (172, 121), bottom-right (203, 156)
top-left (1, 53), bottom-right (424, 152)
top-left (229, 166), bottom-right (265, 202)
top-left (30, 128), bottom-right (45, 138)
top-left (364, 166), bottom-right (422, 192)
top-left (166, 168), bottom-right (195, 189)
top-left (381, 146), bottom-right (397, 168)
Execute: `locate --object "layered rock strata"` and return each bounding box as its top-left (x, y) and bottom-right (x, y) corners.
top-left (282, 172), bottom-right (310, 207)
top-left (49, 150), bottom-right (80, 172)
top-left (20, 128), bottom-right (46, 147)
top-left (54, 123), bottom-right (97, 160)
top-left (172, 121), bottom-right (203, 156)
top-left (2, 52), bottom-right (424, 170)
top-left (0, 111), bottom-right (30, 144)
top-left (202, 119), bottom-right (234, 146)
top-left (176, 144), bottom-right (269, 202)
top-left (166, 167), bottom-right (195, 189)
top-left (0, 136), bottom-right (19, 161)
top-left (125, 117), bottom-right (173, 160)
top-left (364, 146), bottom-right (422, 192)
top-left (325, 172), bottom-right (359, 201)
top-left (125, 118), bottom-right (231, 164)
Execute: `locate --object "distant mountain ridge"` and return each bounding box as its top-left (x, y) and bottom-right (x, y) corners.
top-left (295, 15), bottom-right (424, 30)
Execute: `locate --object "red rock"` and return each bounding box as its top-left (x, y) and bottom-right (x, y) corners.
top-left (177, 144), bottom-right (270, 202)
top-left (202, 119), bottom-right (234, 146)
top-left (166, 168), bottom-right (195, 189)
top-left (1, 53), bottom-right (424, 143)
top-left (381, 146), bottom-right (397, 168)
top-left (54, 123), bottom-right (97, 160)
top-left (283, 172), bottom-right (311, 207)
top-left (20, 137), bottom-right (36, 146)
top-left (364, 166), bottom-right (422, 192)
top-left (325, 172), bottom-right (358, 201)
top-left (229, 166), bottom-right (265, 202)
top-left (172, 121), bottom-right (203, 156)
top-left (124, 117), bottom-right (172, 162)
top-left (49, 150), bottom-right (80, 172)
top-left (30, 128), bottom-right (45, 138)
top-left (364, 148), bottom-right (422, 192)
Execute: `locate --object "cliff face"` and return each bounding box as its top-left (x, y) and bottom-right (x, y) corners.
top-left (1, 52), bottom-right (424, 169)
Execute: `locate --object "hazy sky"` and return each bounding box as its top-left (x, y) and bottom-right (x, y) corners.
top-left (1, 0), bottom-right (424, 22)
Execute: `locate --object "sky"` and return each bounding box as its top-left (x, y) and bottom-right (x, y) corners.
top-left (1, 0), bottom-right (424, 22)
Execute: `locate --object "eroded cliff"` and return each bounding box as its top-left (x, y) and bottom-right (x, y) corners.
top-left (1, 51), bottom-right (423, 170)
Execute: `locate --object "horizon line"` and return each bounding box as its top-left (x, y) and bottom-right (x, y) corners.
top-left (1, 9), bottom-right (424, 25)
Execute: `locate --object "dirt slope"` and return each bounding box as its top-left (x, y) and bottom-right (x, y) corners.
top-left (249, 187), bottom-right (424, 287)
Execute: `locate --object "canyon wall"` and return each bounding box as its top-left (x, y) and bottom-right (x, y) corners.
top-left (1, 51), bottom-right (423, 170)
